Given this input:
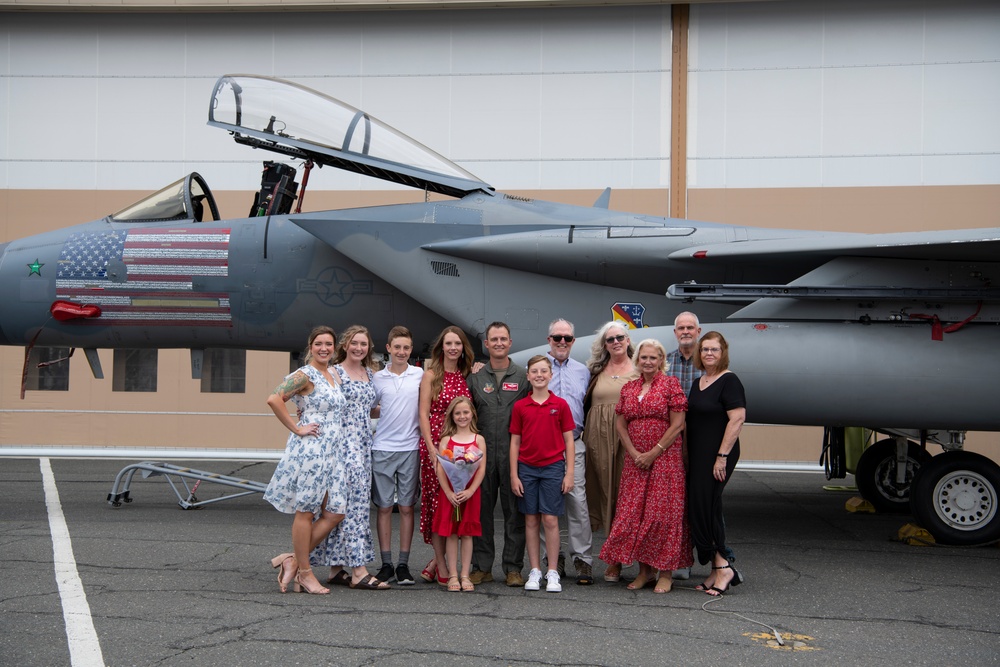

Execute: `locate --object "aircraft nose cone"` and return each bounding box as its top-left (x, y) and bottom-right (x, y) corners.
top-left (0, 242), bottom-right (11, 345)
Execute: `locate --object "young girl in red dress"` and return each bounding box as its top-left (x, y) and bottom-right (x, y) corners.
top-left (433, 396), bottom-right (486, 592)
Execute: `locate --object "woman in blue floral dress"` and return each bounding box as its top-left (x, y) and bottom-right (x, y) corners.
top-left (311, 325), bottom-right (390, 590)
top-left (264, 325), bottom-right (347, 595)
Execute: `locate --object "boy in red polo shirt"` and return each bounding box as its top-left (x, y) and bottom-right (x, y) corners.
top-left (509, 355), bottom-right (575, 592)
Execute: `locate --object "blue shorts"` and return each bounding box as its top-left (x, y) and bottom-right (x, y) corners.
top-left (517, 460), bottom-right (566, 517)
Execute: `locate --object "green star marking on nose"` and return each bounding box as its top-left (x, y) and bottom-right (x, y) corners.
top-left (27, 259), bottom-right (44, 276)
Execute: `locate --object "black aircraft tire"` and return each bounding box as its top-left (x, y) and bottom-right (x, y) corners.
top-left (855, 439), bottom-right (931, 514)
top-left (910, 451), bottom-right (1000, 546)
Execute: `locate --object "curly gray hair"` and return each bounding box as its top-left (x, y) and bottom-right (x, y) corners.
top-left (586, 321), bottom-right (635, 375)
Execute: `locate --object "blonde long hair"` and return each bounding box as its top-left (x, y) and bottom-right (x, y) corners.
top-left (439, 396), bottom-right (479, 440)
top-left (333, 324), bottom-right (378, 370)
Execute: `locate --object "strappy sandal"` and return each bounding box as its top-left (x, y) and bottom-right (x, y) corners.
top-left (705, 563), bottom-right (744, 596)
top-left (603, 562), bottom-right (622, 583)
top-left (294, 569), bottom-right (330, 595)
top-left (350, 574), bottom-right (390, 590)
top-left (420, 559), bottom-right (437, 583)
top-left (460, 576), bottom-right (475, 592)
top-left (270, 553), bottom-right (296, 593)
top-left (714, 563), bottom-right (744, 586)
top-left (447, 575), bottom-right (461, 592)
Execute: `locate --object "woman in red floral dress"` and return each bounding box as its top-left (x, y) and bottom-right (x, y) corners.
top-left (599, 338), bottom-right (692, 594)
top-left (416, 325), bottom-right (474, 584)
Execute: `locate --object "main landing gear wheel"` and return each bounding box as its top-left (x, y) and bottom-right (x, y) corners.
top-left (854, 439), bottom-right (931, 513)
top-left (910, 451), bottom-right (1000, 546)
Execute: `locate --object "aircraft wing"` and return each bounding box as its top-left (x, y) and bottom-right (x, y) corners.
top-left (666, 227), bottom-right (1000, 324)
top-left (667, 227), bottom-right (1000, 264)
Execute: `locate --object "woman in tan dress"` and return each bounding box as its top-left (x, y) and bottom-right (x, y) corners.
top-left (582, 321), bottom-right (637, 582)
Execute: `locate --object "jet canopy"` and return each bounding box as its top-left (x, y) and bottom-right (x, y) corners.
top-left (208, 74), bottom-right (492, 199)
top-left (112, 172), bottom-right (220, 223)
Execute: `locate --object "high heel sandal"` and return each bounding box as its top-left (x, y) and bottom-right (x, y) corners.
top-left (270, 553), bottom-right (296, 593)
top-left (705, 563), bottom-right (744, 596)
top-left (294, 568), bottom-right (330, 595)
top-left (420, 559), bottom-right (437, 583)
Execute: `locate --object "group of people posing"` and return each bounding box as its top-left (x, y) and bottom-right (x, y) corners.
top-left (262, 312), bottom-right (747, 598)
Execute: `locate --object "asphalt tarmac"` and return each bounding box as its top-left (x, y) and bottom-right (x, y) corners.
top-left (2, 457), bottom-right (998, 667)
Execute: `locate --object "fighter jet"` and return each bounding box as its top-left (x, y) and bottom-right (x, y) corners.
top-left (1, 74), bottom-right (998, 545)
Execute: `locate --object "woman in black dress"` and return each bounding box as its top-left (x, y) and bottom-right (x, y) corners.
top-left (686, 331), bottom-right (746, 596)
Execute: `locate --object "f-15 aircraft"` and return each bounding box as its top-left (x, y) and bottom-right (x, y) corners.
top-left (1, 75), bottom-right (998, 545)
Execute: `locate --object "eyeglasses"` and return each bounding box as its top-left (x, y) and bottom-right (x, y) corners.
top-left (701, 347), bottom-right (722, 354)
top-left (549, 334), bottom-right (574, 343)
top-left (605, 334), bottom-right (627, 344)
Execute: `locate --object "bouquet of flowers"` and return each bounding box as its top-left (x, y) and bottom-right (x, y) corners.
top-left (438, 443), bottom-right (484, 523)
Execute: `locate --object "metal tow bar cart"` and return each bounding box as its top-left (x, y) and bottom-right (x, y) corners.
top-left (107, 461), bottom-right (268, 509)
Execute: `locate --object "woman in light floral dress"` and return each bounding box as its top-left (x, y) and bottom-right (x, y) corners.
top-left (311, 325), bottom-right (389, 590)
top-left (264, 325), bottom-right (347, 595)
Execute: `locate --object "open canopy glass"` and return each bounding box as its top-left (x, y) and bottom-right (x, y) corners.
top-left (208, 74), bottom-right (491, 199)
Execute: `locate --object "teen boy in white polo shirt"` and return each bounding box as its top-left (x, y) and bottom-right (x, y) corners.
top-left (372, 326), bottom-right (424, 585)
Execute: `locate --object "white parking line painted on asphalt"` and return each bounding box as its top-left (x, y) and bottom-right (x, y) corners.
top-left (40, 458), bottom-right (106, 667)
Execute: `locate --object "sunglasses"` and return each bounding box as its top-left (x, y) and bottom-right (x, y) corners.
top-left (605, 334), bottom-right (627, 344)
top-left (549, 334), bottom-right (574, 343)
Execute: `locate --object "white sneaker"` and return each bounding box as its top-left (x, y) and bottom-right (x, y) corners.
top-left (524, 568), bottom-right (542, 591)
top-left (545, 569), bottom-right (562, 592)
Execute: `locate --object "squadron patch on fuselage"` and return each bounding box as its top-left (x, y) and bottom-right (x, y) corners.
top-left (612, 302), bottom-right (645, 329)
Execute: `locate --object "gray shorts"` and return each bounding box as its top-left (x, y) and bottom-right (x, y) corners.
top-left (371, 449), bottom-right (420, 508)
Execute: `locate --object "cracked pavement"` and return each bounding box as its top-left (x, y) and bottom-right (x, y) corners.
top-left (1, 459), bottom-right (998, 666)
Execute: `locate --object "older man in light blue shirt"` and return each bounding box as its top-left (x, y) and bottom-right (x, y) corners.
top-left (545, 318), bottom-right (595, 584)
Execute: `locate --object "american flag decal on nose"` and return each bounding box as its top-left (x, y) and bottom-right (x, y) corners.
top-left (55, 227), bottom-right (232, 327)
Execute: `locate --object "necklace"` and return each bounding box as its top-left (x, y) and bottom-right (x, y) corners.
top-left (343, 363), bottom-right (369, 382)
top-left (701, 372), bottom-right (722, 388)
top-left (389, 365), bottom-right (407, 392)
top-left (607, 358), bottom-right (632, 379)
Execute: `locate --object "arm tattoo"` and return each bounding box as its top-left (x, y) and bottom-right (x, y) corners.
top-left (273, 372), bottom-right (309, 400)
